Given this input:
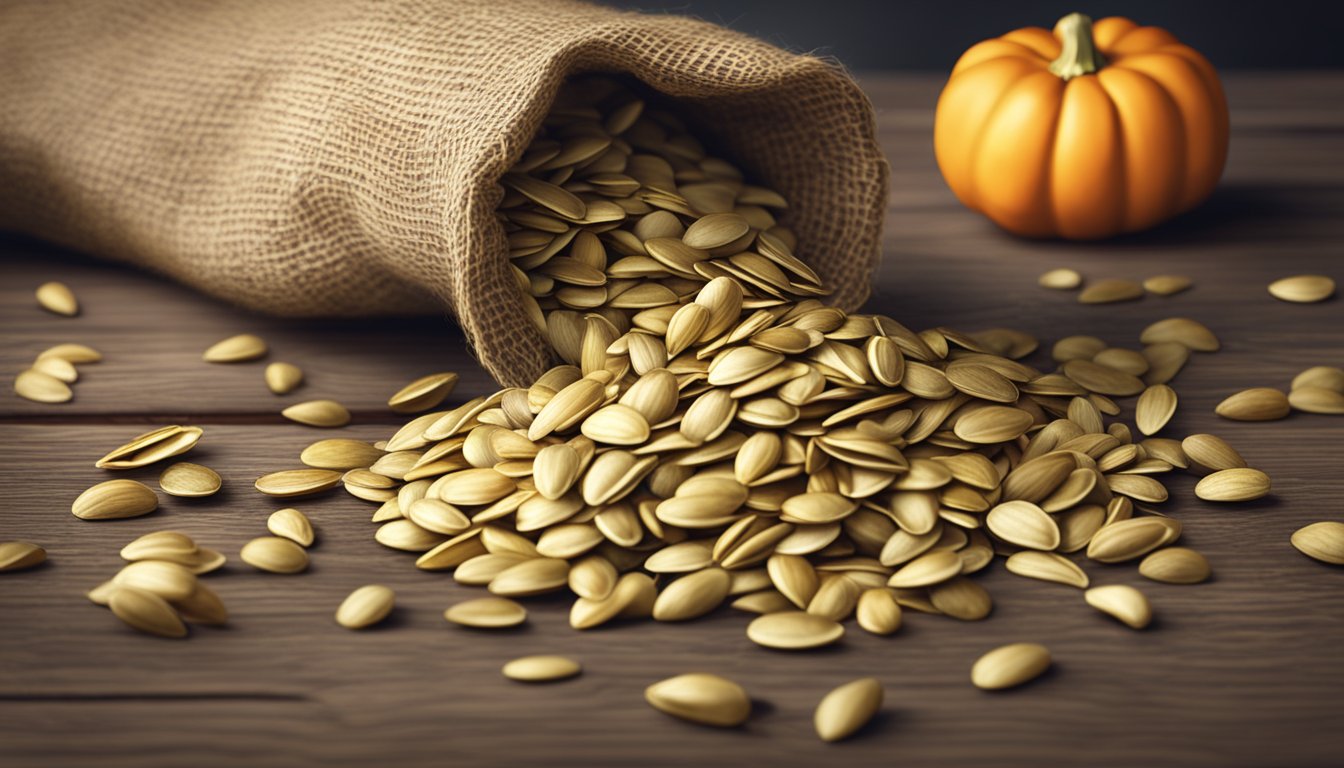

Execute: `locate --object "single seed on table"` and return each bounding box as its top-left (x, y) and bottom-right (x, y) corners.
top-left (746, 610), bottom-right (844, 650)
top-left (37, 343), bottom-right (102, 364)
top-left (1143, 274), bottom-right (1192, 296)
top-left (158, 462), bottom-right (222, 498)
top-left (1078, 278), bottom-right (1143, 304)
top-left (300, 438), bottom-right (385, 470)
top-left (1038, 268), bottom-right (1082, 290)
top-left (814, 678), bottom-right (883, 743)
top-left (335, 585), bottom-right (395, 629)
top-left (388, 372), bottom-right (459, 413)
top-left (1139, 318), bottom-right (1220, 352)
top-left (95, 425), bottom-right (204, 469)
top-left (282, 399), bottom-right (352, 428)
top-left (240, 536), bottom-right (309, 573)
top-left (1288, 386), bottom-right (1344, 414)
top-left (14, 369), bottom-right (72, 403)
top-left (264, 362), bottom-right (304, 394)
top-left (1291, 522), bottom-right (1344, 565)
top-left (502, 655), bottom-right (582, 683)
top-left (72, 479), bottom-right (158, 520)
top-left (1135, 384), bottom-right (1178, 436)
top-left (444, 596), bottom-right (528, 628)
top-left (1139, 547), bottom-right (1211, 584)
top-left (0, 541), bottom-right (46, 572)
top-left (1084, 584), bottom-right (1152, 629)
top-left (1195, 468), bottom-right (1271, 502)
top-left (202, 333), bottom-right (267, 362)
top-left (267, 508), bottom-right (315, 547)
top-left (108, 586), bottom-right (187, 639)
top-left (1215, 388), bottom-right (1290, 421)
top-left (36, 281), bottom-right (79, 316)
top-left (971, 643), bottom-right (1051, 690)
top-left (254, 469), bottom-right (343, 497)
top-left (645, 673), bottom-right (751, 727)
top-left (1267, 274), bottom-right (1335, 303)
top-left (1005, 551), bottom-right (1089, 589)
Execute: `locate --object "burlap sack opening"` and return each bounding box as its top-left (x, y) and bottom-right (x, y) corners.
top-left (0, 0), bottom-right (889, 388)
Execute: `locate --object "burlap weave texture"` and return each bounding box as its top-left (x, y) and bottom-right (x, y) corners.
top-left (0, 0), bottom-right (889, 387)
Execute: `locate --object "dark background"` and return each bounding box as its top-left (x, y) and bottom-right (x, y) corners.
top-left (601, 1), bottom-right (1344, 70)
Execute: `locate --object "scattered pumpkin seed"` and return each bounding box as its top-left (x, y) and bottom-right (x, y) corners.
top-left (645, 673), bottom-right (751, 727)
top-left (814, 678), bottom-right (883, 742)
top-left (158, 462), bottom-right (222, 498)
top-left (971, 643), bottom-right (1051, 690)
top-left (202, 333), bottom-right (267, 363)
top-left (35, 281), bottom-right (79, 316)
top-left (502, 655), bottom-right (582, 682)
top-left (335, 585), bottom-right (395, 629)
top-left (0, 541), bottom-right (46, 572)
top-left (1267, 274), bottom-right (1335, 303)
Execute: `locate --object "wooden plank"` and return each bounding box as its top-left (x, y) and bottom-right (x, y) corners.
top-left (2, 73), bottom-right (1344, 766)
top-left (2, 423), bottom-right (1342, 768)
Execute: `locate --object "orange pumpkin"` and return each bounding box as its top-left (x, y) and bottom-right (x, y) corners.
top-left (934, 13), bottom-right (1229, 239)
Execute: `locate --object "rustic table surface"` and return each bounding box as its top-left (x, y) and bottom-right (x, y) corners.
top-left (2, 73), bottom-right (1342, 768)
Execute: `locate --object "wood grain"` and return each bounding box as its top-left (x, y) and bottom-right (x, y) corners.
top-left (2, 73), bottom-right (1344, 768)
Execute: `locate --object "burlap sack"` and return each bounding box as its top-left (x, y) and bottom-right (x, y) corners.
top-left (0, 0), bottom-right (888, 387)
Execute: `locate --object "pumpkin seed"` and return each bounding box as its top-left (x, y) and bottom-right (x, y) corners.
top-left (1289, 386), bottom-right (1344, 414)
top-left (1268, 274), bottom-right (1335, 303)
top-left (1139, 318), bottom-right (1219, 352)
top-left (1005, 551), bottom-right (1088, 588)
top-left (1038, 268), bottom-right (1082, 290)
top-left (1291, 522), bottom-right (1344, 565)
top-left (282, 399), bottom-right (352, 428)
top-left (855, 588), bottom-right (902, 635)
top-left (96, 425), bottom-right (204, 469)
top-left (267, 508), bottom-right (315, 546)
top-left (1084, 584), bottom-right (1152, 629)
top-left (1078, 278), bottom-right (1143, 304)
top-left (239, 536), bottom-right (309, 573)
top-left (1139, 547), bottom-right (1210, 584)
top-left (255, 468), bottom-right (343, 497)
top-left (1143, 274), bottom-right (1192, 296)
top-left (971, 643), bottom-right (1051, 690)
top-left (14, 369), bottom-right (73, 403)
top-left (158, 462), bottom-right (222, 498)
top-left (37, 343), bottom-right (102, 364)
top-left (1194, 468), bottom-right (1271, 502)
top-left (0, 541), bottom-right (47, 572)
top-left (445, 596), bottom-right (528, 628)
top-left (1292, 366), bottom-right (1344, 393)
top-left (202, 333), bottom-right (267, 362)
top-left (35, 281), bottom-right (80, 315)
top-left (1135, 385), bottom-right (1177, 435)
top-left (503, 655), bottom-right (582, 683)
top-left (814, 678), bottom-right (883, 742)
top-left (264, 362), bottom-right (304, 394)
top-left (1215, 388), bottom-right (1290, 421)
top-left (335, 585), bottom-right (395, 629)
top-left (108, 586), bottom-right (187, 638)
top-left (746, 610), bottom-right (844, 649)
top-left (1087, 517), bottom-right (1181, 563)
top-left (986, 501), bottom-right (1060, 551)
top-left (389, 372), bottom-right (459, 413)
top-left (645, 673), bottom-right (751, 727)
top-left (1181, 434), bottom-right (1246, 472)
top-left (72, 479), bottom-right (158, 520)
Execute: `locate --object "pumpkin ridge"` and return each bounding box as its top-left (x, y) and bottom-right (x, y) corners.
top-left (1097, 65), bottom-right (1187, 233)
top-left (945, 59), bottom-right (1044, 213)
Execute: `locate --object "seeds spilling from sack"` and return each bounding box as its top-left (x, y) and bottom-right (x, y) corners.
top-left (258, 77), bottom-right (1274, 657)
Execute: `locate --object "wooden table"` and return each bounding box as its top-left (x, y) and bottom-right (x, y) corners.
top-left (3, 73), bottom-right (1342, 768)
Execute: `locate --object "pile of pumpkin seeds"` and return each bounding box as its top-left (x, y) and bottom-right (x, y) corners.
top-left (252, 78), bottom-right (1293, 663)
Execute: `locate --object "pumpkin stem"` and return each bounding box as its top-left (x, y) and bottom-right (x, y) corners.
top-left (1048, 12), bottom-right (1107, 80)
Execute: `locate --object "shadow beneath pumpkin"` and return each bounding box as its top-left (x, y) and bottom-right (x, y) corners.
top-left (1024, 182), bottom-right (1344, 250)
